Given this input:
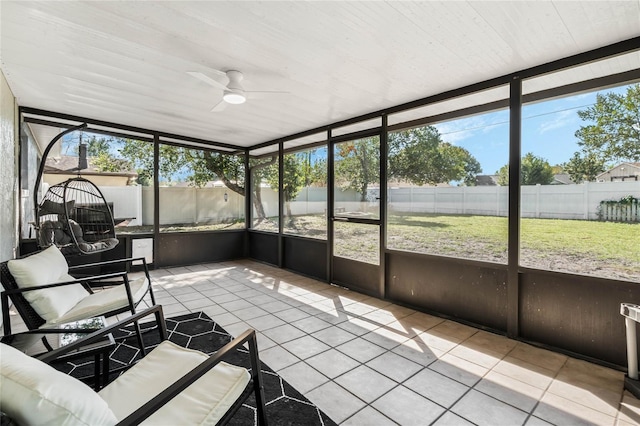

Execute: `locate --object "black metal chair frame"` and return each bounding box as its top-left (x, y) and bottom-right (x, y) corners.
top-left (0, 254), bottom-right (156, 353)
top-left (37, 306), bottom-right (268, 426)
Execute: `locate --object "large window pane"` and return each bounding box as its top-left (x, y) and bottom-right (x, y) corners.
top-left (387, 88), bottom-right (510, 263)
top-left (520, 82), bottom-right (640, 281)
top-left (250, 148), bottom-right (279, 232)
top-left (334, 136), bottom-right (380, 219)
top-left (50, 130), bottom-right (153, 236)
top-left (282, 144), bottom-right (327, 239)
top-left (155, 144), bottom-right (245, 232)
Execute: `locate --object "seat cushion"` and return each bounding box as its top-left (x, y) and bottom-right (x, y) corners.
top-left (7, 246), bottom-right (89, 322)
top-left (0, 343), bottom-right (117, 426)
top-left (50, 276), bottom-right (150, 325)
top-left (99, 340), bottom-right (250, 425)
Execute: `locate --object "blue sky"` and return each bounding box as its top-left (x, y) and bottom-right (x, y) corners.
top-left (434, 84), bottom-right (631, 175)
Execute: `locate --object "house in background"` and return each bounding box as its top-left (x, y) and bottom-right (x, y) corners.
top-left (475, 173), bottom-right (572, 186)
top-left (44, 155), bottom-right (138, 187)
top-left (597, 162), bottom-right (640, 182)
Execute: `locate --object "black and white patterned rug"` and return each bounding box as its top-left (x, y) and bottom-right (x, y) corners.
top-left (53, 312), bottom-right (337, 426)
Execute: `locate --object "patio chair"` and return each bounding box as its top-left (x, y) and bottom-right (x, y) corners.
top-left (0, 245), bottom-right (156, 351)
top-left (0, 306), bottom-right (268, 426)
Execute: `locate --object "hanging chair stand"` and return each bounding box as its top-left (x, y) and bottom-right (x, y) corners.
top-left (33, 123), bottom-right (119, 255)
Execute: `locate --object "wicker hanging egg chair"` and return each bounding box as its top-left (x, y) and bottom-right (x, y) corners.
top-left (34, 124), bottom-right (119, 255)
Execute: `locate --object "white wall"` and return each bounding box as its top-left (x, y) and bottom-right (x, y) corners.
top-left (0, 70), bottom-right (18, 328)
top-left (389, 182), bottom-right (639, 220)
top-left (98, 181), bottom-right (639, 227)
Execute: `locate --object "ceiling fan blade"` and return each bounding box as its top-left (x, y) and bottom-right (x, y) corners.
top-left (211, 99), bottom-right (227, 112)
top-left (187, 71), bottom-right (229, 91)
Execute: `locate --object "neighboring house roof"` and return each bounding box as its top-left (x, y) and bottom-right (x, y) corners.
top-left (476, 175), bottom-right (500, 186)
top-left (552, 173), bottom-right (572, 185)
top-left (44, 155), bottom-right (137, 178)
top-left (475, 173), bottom-right (572, 186)
top-left (596, 162), bottom-right (640, 179)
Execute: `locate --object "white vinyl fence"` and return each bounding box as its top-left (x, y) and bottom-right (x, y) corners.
top-left (98, 181), bottom-right (639, 226)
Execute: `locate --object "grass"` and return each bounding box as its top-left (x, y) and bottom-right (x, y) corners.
top-left (116, 212), bottom-right (639, 280)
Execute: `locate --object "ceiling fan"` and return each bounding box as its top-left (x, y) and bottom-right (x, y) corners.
top-left (187, 70), bottom-right (287, 112)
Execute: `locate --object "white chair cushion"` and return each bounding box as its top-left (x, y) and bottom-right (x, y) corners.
top-left (7, 246), bottom-right (89, 321)
top-left (50, 276), bottom-right (149, 326)
top-left (0, 343), bottom-right (117, 426)
top-left (99, 340), bottom-right (250, 425)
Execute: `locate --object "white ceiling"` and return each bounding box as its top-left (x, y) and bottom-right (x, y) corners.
top-left (1, 1), bottom-right (639, 149)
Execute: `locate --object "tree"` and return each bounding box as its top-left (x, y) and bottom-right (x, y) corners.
top-left (388, 127), bottom-right (482, 186)
top-left (574, 84), bottom-right (640, 163)
top-left (563, 152), bottom-right (606, 184)
top-left (266, 152), bottom-right (309, 220)
top-left (496, 152), bottom-right (554, 185)
top-left (335, 137), bottom-right (379, 201)
top-left (563, 84), bottom-right (640, 183)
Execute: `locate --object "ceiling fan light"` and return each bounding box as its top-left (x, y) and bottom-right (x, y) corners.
top-left (223, 91), bottom-right (246, 104)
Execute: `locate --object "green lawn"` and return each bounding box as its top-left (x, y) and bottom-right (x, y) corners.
top-left (117, 212), bottom-right (639, 281)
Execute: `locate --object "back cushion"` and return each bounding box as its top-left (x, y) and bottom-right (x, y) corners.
top-left (7, 246), bottom-right (88, 321)
top-left (0, 343), bottom-right (117, 425)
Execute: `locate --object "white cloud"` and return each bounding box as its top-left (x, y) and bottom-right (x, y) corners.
top-left (538, 110), bottom-right (574, 134)
top-left (434, 111), bottom-right (508, 144)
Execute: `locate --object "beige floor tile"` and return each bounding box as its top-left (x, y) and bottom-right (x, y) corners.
top-left (547, 377), bottom-right (622, 417)
top-left (306, 382), bottom-right (366, 424)
top-left (493, 356), bottom-right (556, 390)
top-left (342, 406), bottom-right (396, 426)
top-left (398, 311), bottom-right (446, 334)
top-left (430, 320), bottom-right (478, 342)
top-left (335, 365), bottom-right (397, 403)
top-left (306, 348), bottom-right (360, 379)
top-left (449, 344), bottom-right (504, 369)
top-left (618, 391), bottom-right (640, 425)
top-left (259, 345), bottom-right (300, 371)
top-left (525, 416), bottom-right (554, 426)
top-left (429, 353), bottom-right (489, 387)
top-left (507, 342), bottom-right (568, 373)
top-left (210, 311), bottom-right (242, 328)
top-left (534, 392), bottom-right (616, 426)
top-left (230, 306), bottom-right (269, 321)
top-left (311, 326), bottom-right (356, 347)
top-left (464, 330), bottom-right (518, 355)
top-left (432, 411), bottom-right (476, 426)
top-left (361, 326), bottom-right (410, 349)
top-left (556, 357), bottom-right (625, 394)
top-left (415, 329), bottom-right (462, 353)
top-left (405, 368), bottom-right (470, 408)
top-left (281, 334), bottom-right (331, 360)
top-left (272, 307), bottom-right (310, 322)
top-left (391, 337), bottom-right (442, 366)
top-left (367, 351), bottom-right (423, 383)
top-left (475, 370), bottom-right (544, 413)
top-left (278, 361), bottom-right (329, 394)
top-left (290, 315), bottom-right (332, 334)
top-left (336, 337), bottom-right (387, 363)
top-left (372, 385), bottom-right (445, 425)
top-left (452, 390), bottom-right (528, 426)
top-left (244, 314), bottom-right (286, 331)
top-left (261, 323), bottom-right (306, 344)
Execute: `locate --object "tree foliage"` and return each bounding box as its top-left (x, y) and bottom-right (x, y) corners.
top-left (335, 137), bottom-right (379, 201)
top-left (565, 84), bottom-right (640, 182)
top-left (388, 127), bottom-right (481, 186)
top-left (562, 152), bottom-right (606, 184)
top-left (496, 152), bottom-right (554, 185)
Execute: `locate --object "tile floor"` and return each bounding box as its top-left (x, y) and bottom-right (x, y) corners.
top-left (7, 259), bottom-right (640, 425)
